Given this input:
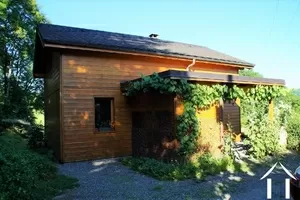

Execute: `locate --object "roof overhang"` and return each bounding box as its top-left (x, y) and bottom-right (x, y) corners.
top-left (33, 32), bottom-right (46, 78)
top-left (120, 70), bottom-right (285, 91)
top-left (42, 42), bottom-right (254, 69)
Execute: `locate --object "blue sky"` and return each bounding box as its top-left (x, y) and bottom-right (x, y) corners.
top-left (37, 0), bottom-right (300, 88)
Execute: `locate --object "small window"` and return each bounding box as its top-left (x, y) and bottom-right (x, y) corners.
top-left (95, 98), bottom-right (114, 132)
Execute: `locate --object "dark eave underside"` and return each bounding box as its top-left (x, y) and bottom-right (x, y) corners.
top-left (120, 70), bottom-right (285, 90)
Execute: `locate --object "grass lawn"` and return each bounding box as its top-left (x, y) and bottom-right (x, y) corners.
top-left (0, 130), bottom-right (78, 200)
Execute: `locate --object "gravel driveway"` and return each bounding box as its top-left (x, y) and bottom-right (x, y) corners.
top-left (55, 152), bottom-right (299, 200)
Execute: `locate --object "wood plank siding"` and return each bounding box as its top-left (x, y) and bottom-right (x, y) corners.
top-left (44, 52), bottom-right (62, 161)
top-left (198, 104), bottom-right (223, 157)
top-left (61, 51), bottom-right (240, 162)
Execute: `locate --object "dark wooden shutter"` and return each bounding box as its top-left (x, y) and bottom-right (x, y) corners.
top-left (223, 100), bottom-right (241, 133)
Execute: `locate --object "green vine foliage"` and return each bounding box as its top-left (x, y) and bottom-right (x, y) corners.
top-left (244, 85), bottom-right (284, 101)
top-left (124, 73), bottom-right (284, 157)
top-left (240, 87), bottom-right (289, 158)
top-left (242, 100), bottom-right (281, 158)
top-left (124, 73), bottom-right (190, 96)
top-left (176, 102), bottom-right (199, 155)
top-left (188, 84), bottom-right (225, 108)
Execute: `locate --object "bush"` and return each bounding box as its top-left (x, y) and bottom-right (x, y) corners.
top-left (197, 153), bottom-right (233, 175)
top-left (0, 131), bottom-right (77, 200)
top-left (0, 118), bottom-right (46, 149)
top-left (0, 152), bottom-right (55, 199)
top-left (243, 118), bottom-right (280, 159)
top-left (27, 124), bottom-right (45, 149)
top-left (241, 99), bottom-right (280, 159)
top-left (121, 157), bottom-right (196, 180)
top-left (121, 153), bottom-right (243, 181)
top-left (286, 112), bottom-right (300, 151)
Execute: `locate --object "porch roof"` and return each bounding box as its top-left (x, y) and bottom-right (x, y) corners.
top-left (120, 70), bottom-right (285, 90)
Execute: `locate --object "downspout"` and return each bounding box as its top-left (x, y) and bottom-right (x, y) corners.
top-left (186, 58), bottom-right (196, 71)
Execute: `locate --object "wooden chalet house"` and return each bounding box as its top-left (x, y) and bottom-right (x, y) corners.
top-left (33, 24), bottom-right (285, 162)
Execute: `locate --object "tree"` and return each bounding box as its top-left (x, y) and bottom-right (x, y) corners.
top-left (292, 88), bottom-right (300, 96)
top-left (0, 0), bottom-right (47, 122)
top-left (281, 89), bottom-right (300, 113)
top-left (239, 69), bottom-right (263, 78)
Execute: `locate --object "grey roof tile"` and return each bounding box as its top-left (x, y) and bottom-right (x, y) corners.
top-left (37, 23), bottom-right (254, 67)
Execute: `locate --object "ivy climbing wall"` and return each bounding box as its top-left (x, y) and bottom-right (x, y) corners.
top-left (175, 98), bottom-right (222, 157)
top-left (124, 73), bottom-right (285, 159)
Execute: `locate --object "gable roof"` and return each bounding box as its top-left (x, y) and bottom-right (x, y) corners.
top-left (36, 23), bottom-right (255, 67)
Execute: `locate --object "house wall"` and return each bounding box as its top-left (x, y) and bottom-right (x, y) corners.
top-left (175, 98), bottom-right (223, 157)
top-left (60, 50), bottom-right (240, 162)
top-left (197, 104), bottom-right (222, 157)
top-left (44, 52), bottom-right (62, 161)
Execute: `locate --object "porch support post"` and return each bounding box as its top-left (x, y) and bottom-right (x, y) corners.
top-left (235, 98), bottom-right (242, 142)
top-left (219, 98), bottom-right (224, 145)
top-left (235, 98), bottom-right (240, 107)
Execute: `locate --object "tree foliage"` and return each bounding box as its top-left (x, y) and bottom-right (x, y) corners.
top-left (279, 88), bottom-right (300, 151)
top-left (292, 88), bottom-right (300, 96)
top-left (239, 69), bottom-right (263, 78)
top-left (0, 0), bottom-right (47, 123)
top-left (241, 99), bottom-right (281, 158)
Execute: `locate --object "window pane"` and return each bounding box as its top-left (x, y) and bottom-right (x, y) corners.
top-left (95, 98), bottom-right (113, 131)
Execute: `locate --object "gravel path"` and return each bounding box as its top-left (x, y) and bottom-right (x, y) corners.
top-left (55, 152), bottom-right (299, 200)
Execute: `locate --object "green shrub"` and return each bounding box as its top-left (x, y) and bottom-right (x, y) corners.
top-left (197, 153), bottom-right (231, 175)
top-left (286, 112), bottom-right (300, 151)
top-left (0, 152), bottom-right (52, 199)
top-left (0, 131), bottom-right (78, 200)
top-left (121, 154), bottom-right (243, 181)
top-left (27, 124), bottom-right (45, 149)
top-left (243, 118), bottom-right (280, 159)
top-left (242, 99), bottom-right (280, 159)
top-left (0, 118), bottom-right (46, 149)
top-left (121, 157), bottom-right (196, 180)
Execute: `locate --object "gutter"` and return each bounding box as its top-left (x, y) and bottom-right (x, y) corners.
top-left (186, 58), bottom-right (196, 71)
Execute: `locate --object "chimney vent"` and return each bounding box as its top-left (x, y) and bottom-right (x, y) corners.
top-left (149, 33), bottom-right (159, 38)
